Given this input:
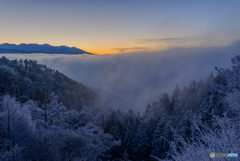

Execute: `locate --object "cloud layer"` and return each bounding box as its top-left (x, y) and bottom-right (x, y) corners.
top-left (2, 40), bottom-right (240, 112)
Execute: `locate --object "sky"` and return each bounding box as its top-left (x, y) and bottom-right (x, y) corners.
top-left (1, 0), bottom-right (240, 54)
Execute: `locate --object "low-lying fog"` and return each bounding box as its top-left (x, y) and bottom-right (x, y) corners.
top-left (2, 40), bottom-right (240, 112)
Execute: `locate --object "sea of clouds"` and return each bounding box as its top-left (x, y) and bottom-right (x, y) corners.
top-left (2, 40), bottom-right (240, 112)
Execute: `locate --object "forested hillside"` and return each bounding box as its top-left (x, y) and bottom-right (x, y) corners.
top-left (0, 56), bottom-right (96, 110)
top-left (0, 56), bottom-right (239, 160)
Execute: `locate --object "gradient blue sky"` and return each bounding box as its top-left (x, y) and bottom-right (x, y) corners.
top-left (0, 0), bottom-right (240, 54)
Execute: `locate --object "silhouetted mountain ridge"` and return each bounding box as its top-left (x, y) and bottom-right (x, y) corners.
top-left (0, 43), bottom-right (92, 54)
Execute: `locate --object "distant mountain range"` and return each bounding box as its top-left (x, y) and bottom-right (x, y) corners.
top-left (0, 43), bottom-right (92, 54)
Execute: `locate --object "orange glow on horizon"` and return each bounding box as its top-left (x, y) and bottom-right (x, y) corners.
top-left (0, 39), bottom-right (210, 55)
top-left (83, 43), bottom-right (170, 55)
